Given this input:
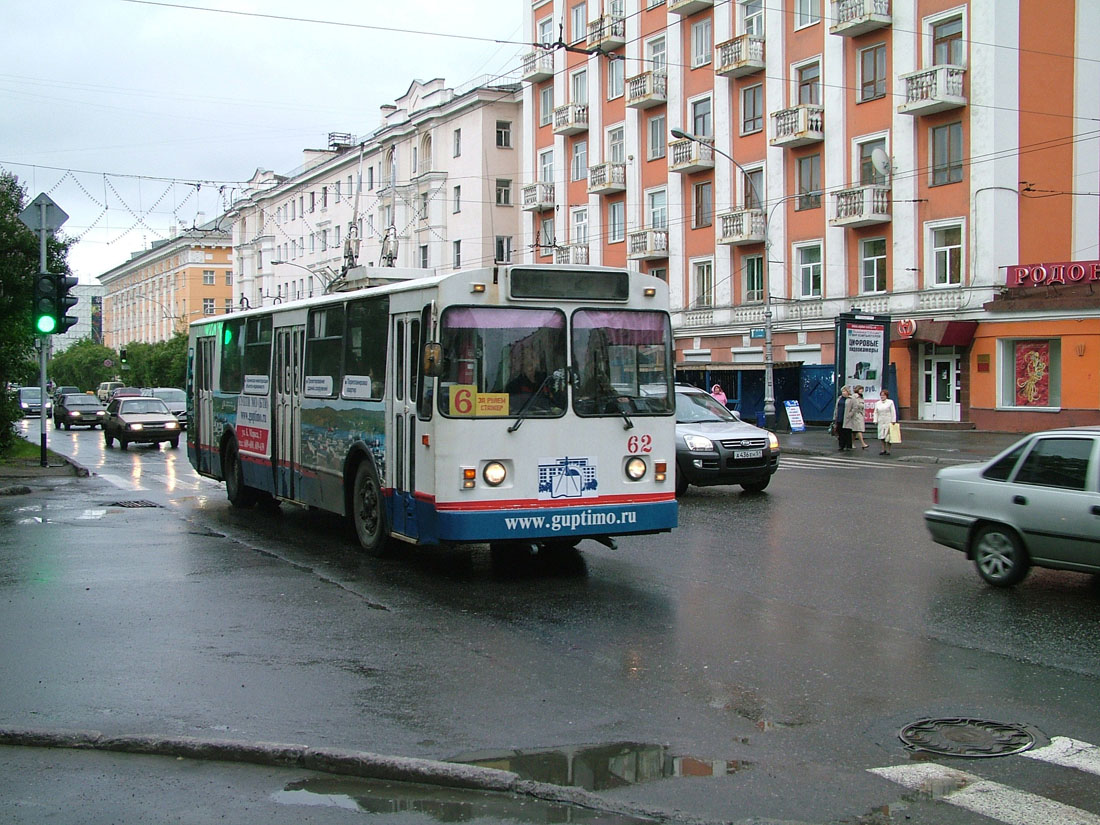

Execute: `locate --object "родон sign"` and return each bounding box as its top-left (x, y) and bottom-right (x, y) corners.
top-left (1007, 259), bottom-right (1100, 288)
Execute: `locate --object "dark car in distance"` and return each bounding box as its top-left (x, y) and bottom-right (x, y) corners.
top-left (17, 386), bottom-right (52, 418)
top-left (103, 397), bottom-right (182, 450)
top-left (674, 385), bottom-right (780, 495)
top-left (54, 393), bottom-right (106, 429)
top-left (144, 387), bottom-right (187, 427)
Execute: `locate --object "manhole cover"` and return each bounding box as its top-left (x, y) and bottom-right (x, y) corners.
top-left (899, 718), bottom-right (1035, 757)
top-left (106, 500), bottom-right (162, 508)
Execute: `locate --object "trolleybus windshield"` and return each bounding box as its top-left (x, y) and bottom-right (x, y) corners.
top-left (572, 309), bottom-right (674, 417)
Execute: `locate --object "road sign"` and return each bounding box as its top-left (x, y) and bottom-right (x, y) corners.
top-left (750, 328), bottom-right (765, 339)
top-left (18, 193), bottom-right (68, 233)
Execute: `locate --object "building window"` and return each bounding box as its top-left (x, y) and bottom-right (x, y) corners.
top-left (571, 2), bottom-right (587, 44)
top-left (930, 223), bottom-right (963, 286)
top-left (539, 85), bottom-right (554, 126)
top-left (202, 269), bottom-right (215, 285)
top-left (420, 192), bottom-right (429, 219)
top-left (933, 15), bottom-right (964, 66)
top-left (931, 122), bottom-right (963, 186)
top-left (998, 339), bottom-right (1061, 409)
top-left (797, 62), bottom-right (821, 105)
top-left (742, 0), bottom-right (763, 36)
top-left (607, 58), bottom-right (624, 99)
top-left (203, 298), bottom-right (215, 315)
top-left (538, 149), bottom-right (554, 184)
top-left (453, 128), bottom-right (461, 157)
top-left (741, 84), bottom-right (763, 134)
top-left (691, 96), bottom-right (712, 138)
top-left (647, 189), bottom-right (667, 229)
top-left (367, 167), bottom-right (374, 190)
top-left (647, 114), bottom-right (666, 160)
top-left (691, 18), bottom-right (712, 68)
top-left (496, 121), bottom-right (512, 148)
top-left (538, 15), bottom-right (554, 45)
top-left (650, 267), bottom-right (667, 282)
top-left (692, 181), bottom-right (713, 228)
top-left (860, 138), bottom-right (888, 185)
top-left (608, 200), bottom-right (625, 243)
top-left (539, 216), bottom-right (555, 254)
top-left (796, 243), bottom-right (822, 297)
top-left (571, 140), bottom-right (588, 181)
top-left (334, 181), bottom-right (342, 202)
top-left (571, 208), bottom-right (589, 244)
top-left (419, 245), bottom-right (429, 268)
top-left (646, 35), bottom-right (666, 73)
top-left (495, 179), bottom-right (512, 206)
top-left (225, 271), bottom-right (233, 286)
top-left (453, 185), bottom-right (461, 213)
top-left (607, 125), bottom-right (625, 164)
top-left (796, 153), bottom-right (822, 210)
top-left (859, 43), bottom-right (887, 101)
top-left (744, 254), bottom-right (764, 302)
top-left (795, 0), bottom-right (820, 28)
top-left (693, 259), bottom-right (714, 307)
top-left (571, 69), bottom-right (588, 105)
top-left (743, 167), bottom-right (764, 209)
top-left (224, 298), bottom-right (232, 314)
top-left (861, 237), bottom-right (887, 293)
top-left (495, 236), bottom-right (514, 263)
top-left (453, 240), bottom-right (461, 269)
top-left (309, 191), bottom-right (316, 212)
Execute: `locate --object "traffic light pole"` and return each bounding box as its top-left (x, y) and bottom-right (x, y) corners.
top-left (36, 200), bottom-right (49, 466)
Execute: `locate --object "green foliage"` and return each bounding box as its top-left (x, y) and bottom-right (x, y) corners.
top-left (46, 338), bottom-right (119, 390)
top-left (112, 333), bottom-right (187, 388)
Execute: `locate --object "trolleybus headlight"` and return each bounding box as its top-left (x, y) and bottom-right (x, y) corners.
top-left (483, 461), bottom-right (507, 486)
top-left (625, 457), bottom-right (647, 480)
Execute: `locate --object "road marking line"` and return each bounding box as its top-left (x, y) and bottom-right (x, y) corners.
top-left (869, 763), bottom-right (1100, 825)
top-left (1023, 737), bottom-right (1100, 777)
top-left (780, 457), bottom-right (917, 470)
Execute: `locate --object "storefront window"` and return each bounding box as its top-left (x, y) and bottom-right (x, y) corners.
top-left (998, 339), bottom-right (1061, 409)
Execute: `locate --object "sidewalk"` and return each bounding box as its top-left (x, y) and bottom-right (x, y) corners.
top-left (780, 423), bottom-right (1023, 465)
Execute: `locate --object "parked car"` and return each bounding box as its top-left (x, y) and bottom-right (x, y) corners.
top-left (53, 393), bottom-right (106, 429)
top-left (924, 427), bottom-right (1100, 586)
top-left (17, 386), bottom-right (52, 418)
top-left (97, 381), bottom-right (124, 402)
top-left (673, 385), bottom-right (780, 495)
top-left (103, 397), bottom-right (182, 449)
top-left (143, 387), bottom-right (187, 426)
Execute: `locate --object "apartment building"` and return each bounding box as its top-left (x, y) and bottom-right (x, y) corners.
top-left (231, 78), bottom-right (523, 308)
top-left (50, 283), bottom-right (104, 353)
top-left (518, 0), bottom-right (1100, 429)
top-left (99, 220), bottom-right (233, 349)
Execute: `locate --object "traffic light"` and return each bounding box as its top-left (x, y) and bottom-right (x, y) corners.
top-left (33, 272), bottom-right (59, 334)
top-left (56, 274), bottom-right (79, 334)
top-left (120, 348), bottom-right (127, 364)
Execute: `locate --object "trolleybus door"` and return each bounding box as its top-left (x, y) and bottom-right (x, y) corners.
top-left (273, 326), bottom-right (304, 500)
top-left (390, 313), bottom-right (420, 539)
top-left (194, 336), bottom-right (216, 476)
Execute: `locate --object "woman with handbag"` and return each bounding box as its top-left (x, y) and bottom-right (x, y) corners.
top-left (873, 389), bottom-right (898, 455)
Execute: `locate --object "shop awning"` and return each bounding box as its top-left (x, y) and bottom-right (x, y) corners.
top-left (897, 320), bottom-right (978, 347)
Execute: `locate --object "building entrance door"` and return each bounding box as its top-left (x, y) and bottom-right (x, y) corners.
top-left (920, 344), bottom-right (961, 421)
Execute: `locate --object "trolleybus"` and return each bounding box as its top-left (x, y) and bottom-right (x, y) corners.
top-left (186, 264), bottom-right (677, 554)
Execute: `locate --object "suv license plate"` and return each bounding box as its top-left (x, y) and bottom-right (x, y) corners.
top-left (733, 449), bottom-right (763, 459)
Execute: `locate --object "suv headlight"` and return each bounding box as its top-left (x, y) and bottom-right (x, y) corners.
top-left (768, 432), bottom-right (780, 450)
top-left (684, 435), bottom-right (714, 451)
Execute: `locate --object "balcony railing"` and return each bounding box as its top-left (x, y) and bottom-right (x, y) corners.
top-left (521, 181), bottom-right (555, 212)
top-left (830, 0), bottom-right (891, 36)
top-left (669, 138), bottom-right (715, 173)
top-left (898, 65), bottom-right (967, 115)
top-left (553, 102), bottom-right (590, 135)
top-left (587, 14), bottom-right (626, 50)
top-left (770, 105), bottom-right (825, 147)
top-left (627, 228), bottom-right (669, 261)
top-left (830, 184), bottom-right (891, 228)
top-left (520, 50), bottom-right (554, 83)
top-left (555, 244), bottom-right (590, 265)
top-left (668, 0), bottom-right (713, 14)
top-left (587, 162), bottom-right (627, 195)
top-left (716, 208), bottom-right (766, 246)
top-left (626, 71), bottom-right (667, 109)
top-left (715, 34), bottom-right (765, 78)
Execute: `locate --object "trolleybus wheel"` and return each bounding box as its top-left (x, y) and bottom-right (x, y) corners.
top-left (224, 439), bottom-right (257, 508)
top-left (352, 460), bottom-right (390, 556)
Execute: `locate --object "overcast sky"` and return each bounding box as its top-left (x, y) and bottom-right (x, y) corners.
top-left (1, 0), bottom-right (524, 283)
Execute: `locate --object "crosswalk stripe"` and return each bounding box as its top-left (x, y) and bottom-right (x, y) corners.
top-left (1023, 737), bottom-right (1100, 777)
top-left (780, 456), bottom-right (919, 470)
top-left (869, 763), bottom-right (1100, 825)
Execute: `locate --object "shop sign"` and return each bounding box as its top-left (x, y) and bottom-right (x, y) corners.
top-left (1006, 259), bottom-right (1100, 288)
top-left (896, 319), bottom-right (916, 337)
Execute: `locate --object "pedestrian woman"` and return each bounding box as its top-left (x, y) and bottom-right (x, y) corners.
top-left (845, 385), bottom-right (868, 450)
top-left (874, 388), bottom-right (898, 455)
top-left (710, 383), bottom-right (728, 408)
top-left (833, 386), bottom-right (852, 451)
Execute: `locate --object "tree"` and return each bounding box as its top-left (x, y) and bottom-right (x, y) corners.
top-left (46, 339), bottom-right (119, 391)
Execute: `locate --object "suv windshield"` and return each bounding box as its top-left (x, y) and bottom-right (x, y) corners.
top-left (572, 310), bottom-right (673, 417)
top-left (675, 389), bottom-right (737, 423)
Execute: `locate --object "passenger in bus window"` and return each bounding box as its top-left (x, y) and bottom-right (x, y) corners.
top-left (506, 349), bottom-right (547, 396)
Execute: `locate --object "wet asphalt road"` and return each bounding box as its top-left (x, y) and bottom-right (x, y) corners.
top-left (3, 421), bottom-right (1100, 824)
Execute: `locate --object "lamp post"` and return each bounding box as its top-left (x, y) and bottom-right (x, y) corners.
top-left (671, 128), bottom-right (775, 429)
top-left (271, 260), bottom-right (338, 298)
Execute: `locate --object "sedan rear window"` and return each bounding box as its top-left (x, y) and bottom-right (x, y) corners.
top-left (982, 443), bottom-right (1026, 482)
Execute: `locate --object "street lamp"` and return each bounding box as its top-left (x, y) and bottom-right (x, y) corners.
top-left (671, 128), bottom-right (775, 429)
top-left (271, 260), bottom-right (339, 297)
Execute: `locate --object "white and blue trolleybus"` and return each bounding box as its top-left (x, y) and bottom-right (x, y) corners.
top-left (186, 264), bottom-right (677, 554)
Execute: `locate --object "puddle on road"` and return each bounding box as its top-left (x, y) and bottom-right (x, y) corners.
top-left (273, 776), bottom-right (654, 823)
top-left (452, 741), bottom-right (750, 791)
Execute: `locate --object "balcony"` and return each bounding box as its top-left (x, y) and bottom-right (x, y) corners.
top-left (521, 181), bottom-right (555, 212)
top-left (770, 105), bottom-right (824, 147)
top-left (898, 65), bottom-right (967, 115)
top-left (829, 0), bottom-right (891, 36)
top-left (714, 34), bottom-right (765, 78)
top-left (587, 162), bottom-right (627, 195)
top-left (669, 137), bottom-right (715, 173)
top-left (520, 50), bottom-right (554, 83)
top-left (668, 0), bottom-right (713, 14)
top-left (587, 14), bottom-right (626, 50)
top-left (627, 228), bottom-right (669, 261)
top-left (830, 184), bottom-right (891, 228)
top-left (555, 244), bottom-right (590, 265)
top-left (716, 208), bottom-right (766, 246)
top-left (553, 102), bottom-right (590, 135)
top-left (626, 71), bottom-right (667, 109)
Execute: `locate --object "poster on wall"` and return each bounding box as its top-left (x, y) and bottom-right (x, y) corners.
top-left (835, 314), bottom-right (890, 421)
top-left (1014, 340), bottom-right (1050, 406)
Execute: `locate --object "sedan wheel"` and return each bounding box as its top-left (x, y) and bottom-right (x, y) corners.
top-left (973, 524), bottom-right (1030, 587)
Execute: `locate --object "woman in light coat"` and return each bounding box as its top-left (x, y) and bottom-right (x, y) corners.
top-left (873, 389), bottom-right (898, 455)
top-left (844, 385), bottom-right (868, 449)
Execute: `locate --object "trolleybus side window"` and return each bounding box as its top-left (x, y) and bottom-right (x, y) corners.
top-left (244, 317), bottom-right (273, 381)
top-left (305, 305), bottom-right (344, 397)
top-left (220, 318), bottom-right (246, 392)
top-left (572, 309), bottom-right (674, 416)
top-left (417, 304), bottom-right (434, 420)
top-left (344, 296), bottom-right (388, 400)
top-left (438, 306), bottom-right (566, 418)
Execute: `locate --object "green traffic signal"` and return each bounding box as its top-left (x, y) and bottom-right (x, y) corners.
top-left (36, 313), bottom-right (57, 334)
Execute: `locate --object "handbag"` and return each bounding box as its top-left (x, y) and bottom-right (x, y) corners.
top-left (888, 422), bottom-right (902, 444)
top-left (828, 422), bottom-right (836, 436)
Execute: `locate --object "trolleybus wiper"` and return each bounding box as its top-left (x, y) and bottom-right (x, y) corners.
top-left (507, 369), bottom-right (563, 433)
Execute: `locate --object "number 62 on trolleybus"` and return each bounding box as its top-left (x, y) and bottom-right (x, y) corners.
top-left (186, 264), bottom-right (677, 555)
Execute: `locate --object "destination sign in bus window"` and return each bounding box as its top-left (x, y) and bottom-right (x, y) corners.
top-left (509, 267), bottom-right (629, 301)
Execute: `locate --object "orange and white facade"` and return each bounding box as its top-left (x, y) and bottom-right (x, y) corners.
top-left (518, 0), bottom-right (1100, 429)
